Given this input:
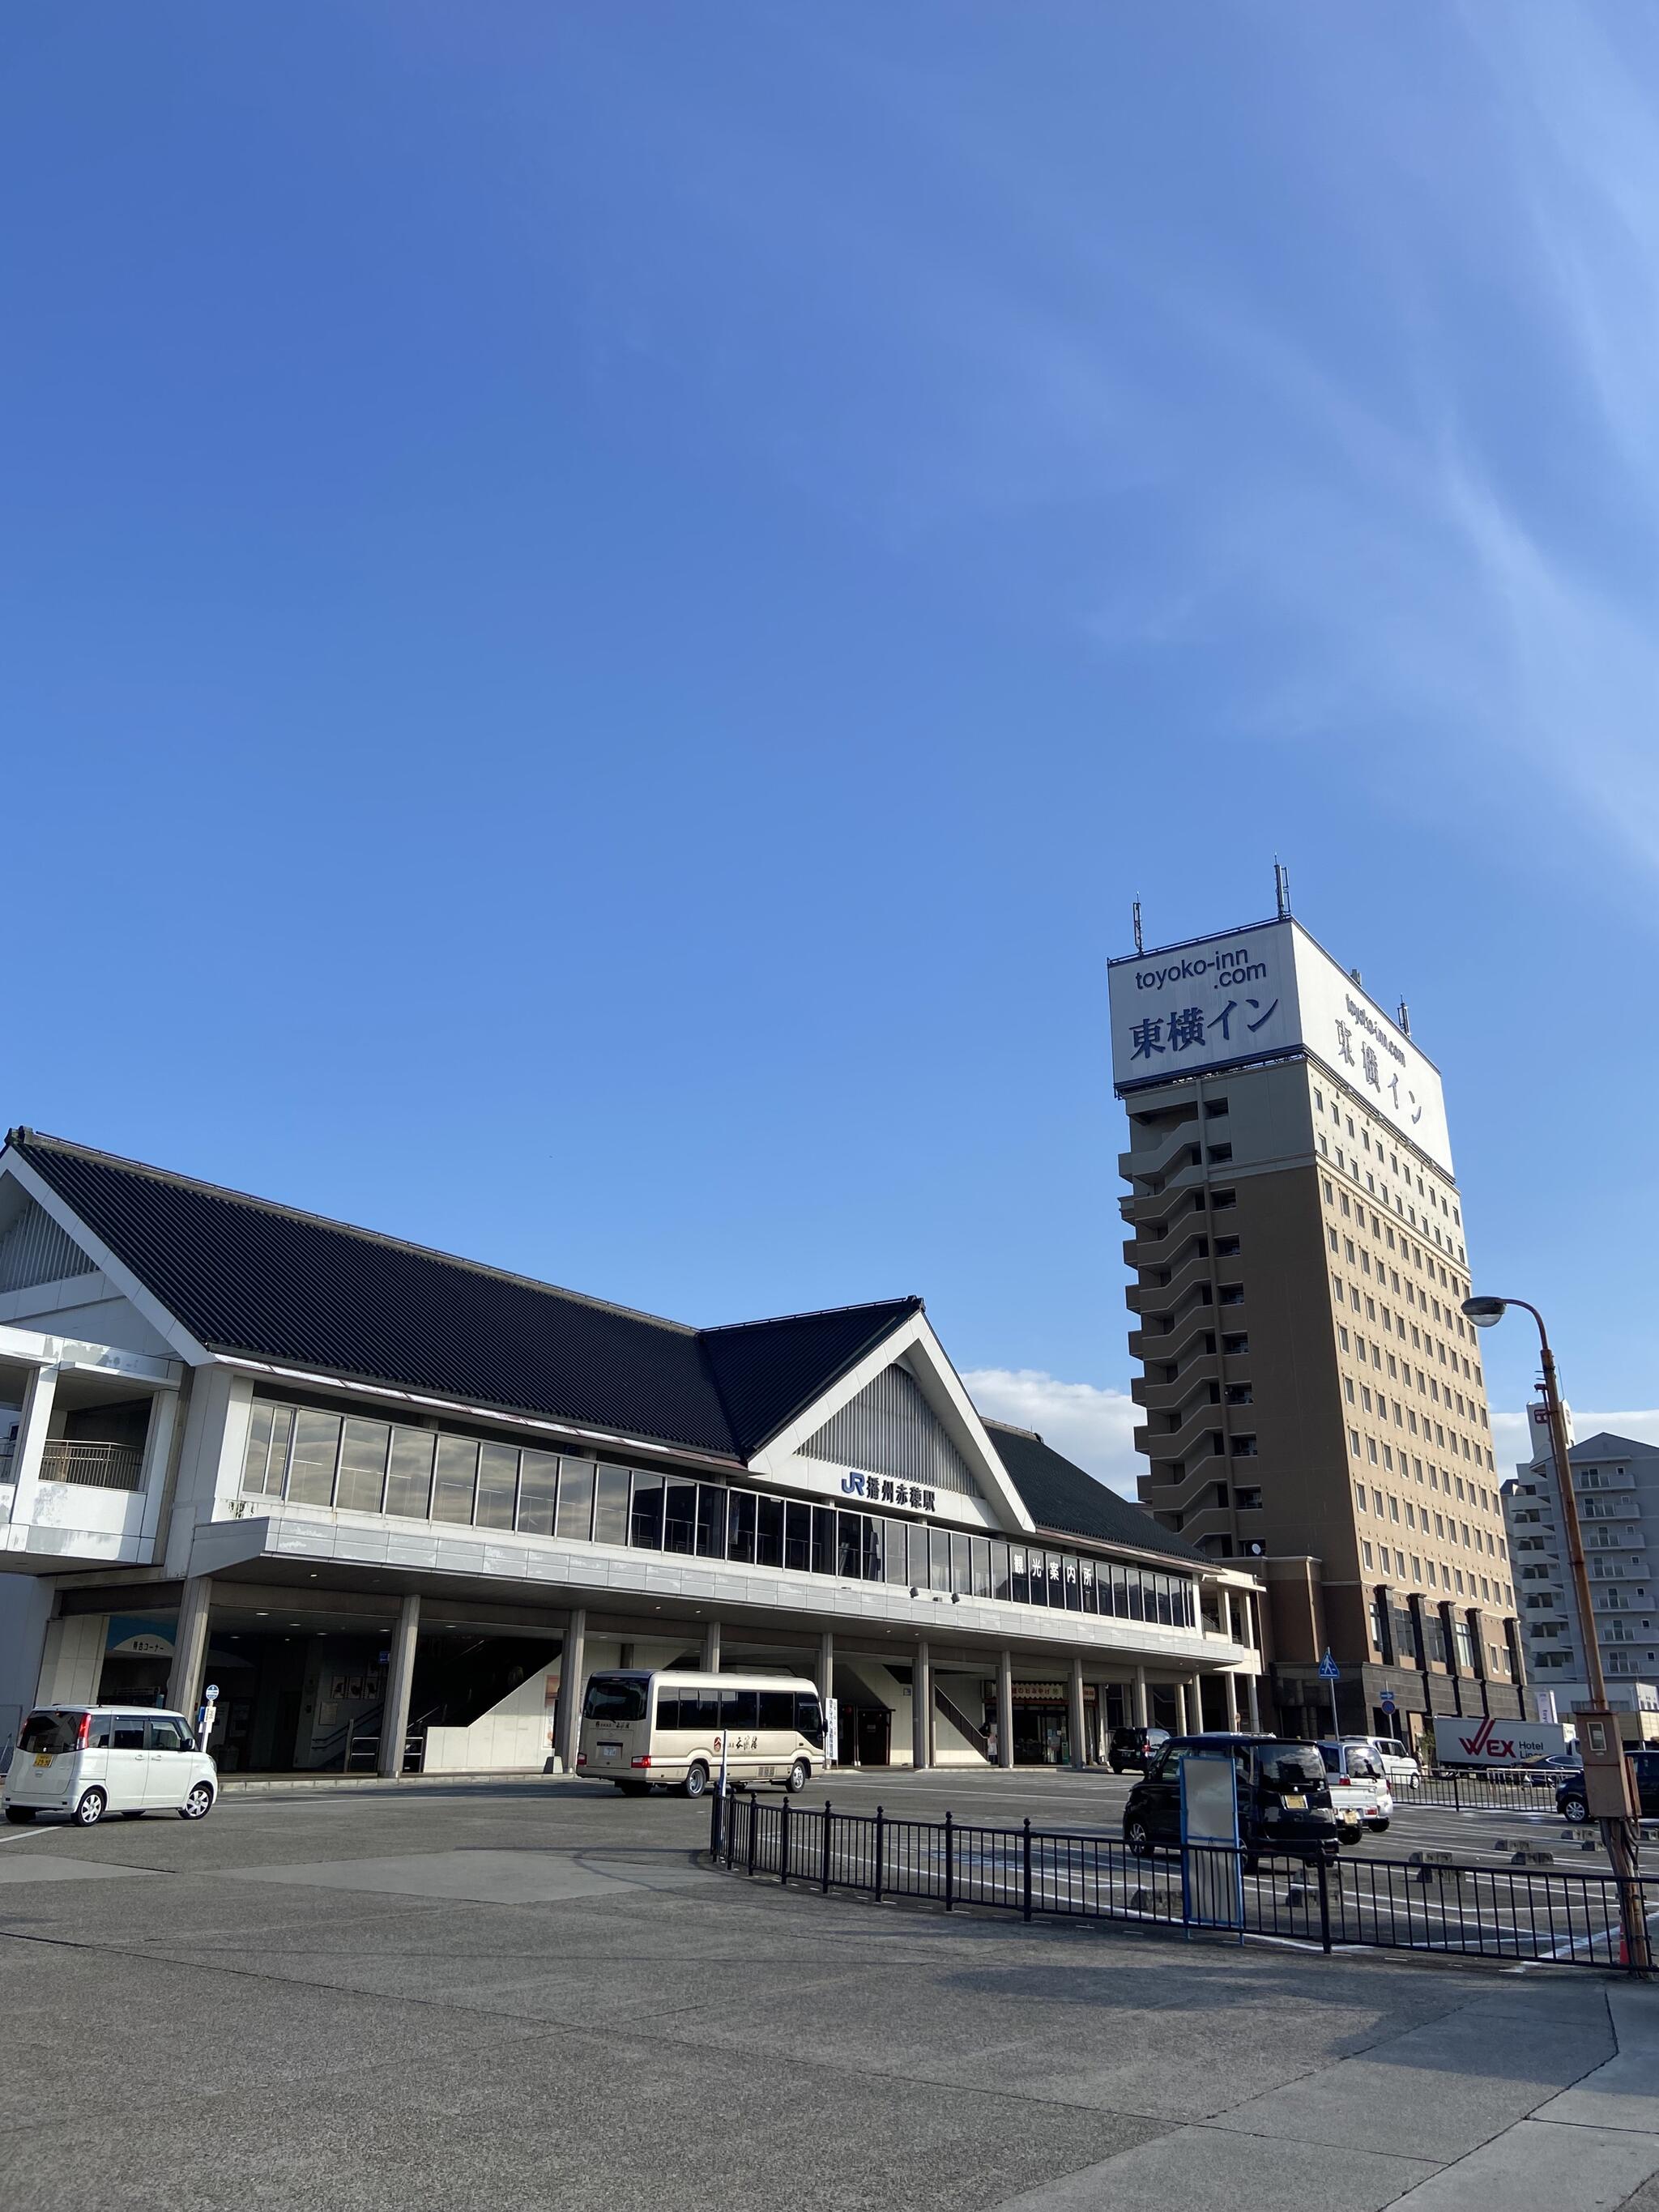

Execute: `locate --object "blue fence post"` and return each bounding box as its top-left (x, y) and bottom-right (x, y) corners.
top-left (873, 1805), bottom-right (885, 1902)
top-left (745, 1793), bottom-right (757, 1877)
top-left (780, 1792), bottom-right (791, 1887)
top-left (1317, 1853), bottom-right (1333, 1954)
top-left (710, 1783), bottom-right (723, 1863)
top-left (821, 1798), bottom-right (832, 1893)
top-left (945, 1808), bottom-right (955, 1912)
top-left (1022, 1818), bottom-right (1034, 1923)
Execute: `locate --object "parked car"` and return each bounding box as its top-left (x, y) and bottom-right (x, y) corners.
top-left (1557, 1747), bottom-right (1659, 1826)
top-left (1107, 1724), bottom-right (1171, 1775)
top-left (2, 1707), bottom-right (217, 1826)
top-left (1316, 1741), bottom-right (1393, 1831)
top-left (1358, 1736), bottom-right (1421, 1790)
top-left (1121, 1733), bottom-right (1348, 1868)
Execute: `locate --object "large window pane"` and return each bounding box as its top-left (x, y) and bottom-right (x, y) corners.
top-left (757, 1495), bottom-right (784, 1569)
top-left (812, 1507), bottom-right (836, 1576)
top-left (629, 1470), bottom-right (664, 1549)
top-left (241, 1402), bottom-right (276, 1496)
top-left (696, 1485), bottom-right (727, 1558)
top-left (432, 1437), bottom-right (478, 1524)
top-left (593, 1464), bottom-right (630, 1546)
top-left (862, 1517), bottom-right (883, 1580)
top-left (385, 1428), bottom-right (435, 1519)
top-left (727, 1490), bottom-right (757, 1563)
top-left (885, 1519), bottom-right (910, 1585)
top-left (471, 1443), bottom-right (518, 1529)
top-left (906, 1523), bottom-right (930, 1588)
top-left (663, 1481), bottom-right (697, 1554)
top-left (1009, 1546), bottom-right (1029, 1604)
top-left (950, 1532), bottom-right (972, 1596)
top-left (1062, 1554), bottom-right (1081, 1613)
top-left (928, 1527), bottom-right (952, 1593)
top-left (837, 1511), bottom-right (864, 1579)
top-left (784, 1501), bottom-right (812, 1573)
top-left (1046, 1552), bottom-right (1065, 1607)
top-left (515, 1449), bottom-right (559, 1536)
top-left (1079, 1558), bottom-right (1097, 1613)
top-left (557, 1459), bottom-right (596, 1542)
top-left (336, 1419), bottom-right (390, 1514)
top-left (971, 1539), bottom-right (992, 1600)
top-left (991, 1542), bottom-right (1010, 1600)
top-left (287, 1410), bottom-right (342, 1507)
top-left (1126, 1571), bottom-right (1145, 1622)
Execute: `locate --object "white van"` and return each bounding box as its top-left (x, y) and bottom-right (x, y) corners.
top-left (575, 1670), bottom-right (823, 1797)
top-left (1358, 1735), bottom-right (1422, 1791)
top-left (2, 1707), bottom-right (217, 1826)
top-left (1316, 1740), bottom-right (1393, 1831)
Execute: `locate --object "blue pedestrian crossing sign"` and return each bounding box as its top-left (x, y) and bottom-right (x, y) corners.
top-left (1316, 1648), bottom-right (1341, 1681)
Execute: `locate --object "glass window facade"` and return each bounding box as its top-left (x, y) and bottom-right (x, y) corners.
top-left (240, 1396), bottom-right (1198, 1630)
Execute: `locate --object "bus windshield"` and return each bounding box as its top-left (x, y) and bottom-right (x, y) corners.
top-left (582, 1676), bottom-right (649, 1724)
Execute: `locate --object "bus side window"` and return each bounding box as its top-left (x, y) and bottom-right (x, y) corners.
top-left (757, 1690), bottom-right (793, 1731)
top-left (655, 1694), bottom-right (680, 1731)
top-left (722, 1690), bottom-right (758, 1728)
top-left (794, 1694), bottom-right (824, 1747)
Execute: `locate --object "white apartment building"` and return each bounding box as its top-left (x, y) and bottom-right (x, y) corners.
top-left (1503, 1406), bottom-right (1659, 1735)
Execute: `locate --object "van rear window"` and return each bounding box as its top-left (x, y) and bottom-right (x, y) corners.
top-left (1256, 1746), bottom-right (1328, 1792)
top-left (582, 1677), bottom-right (648, 1724)
top-left (19, 1713), bottom-right (80, 1755)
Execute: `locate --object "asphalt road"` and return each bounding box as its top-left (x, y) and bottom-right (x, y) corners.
top-left (3, 1771), bottom-right (1657, 2211)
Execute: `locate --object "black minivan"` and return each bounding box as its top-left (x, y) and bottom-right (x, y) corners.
top-left (1122, 1733), bottom-right (1347, 1867)
top-left (1107, 1724), bottom-right (1171, 1774)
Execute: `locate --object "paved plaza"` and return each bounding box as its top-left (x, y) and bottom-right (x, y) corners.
top-left (2, 1771), bottom-right (1658, 2210)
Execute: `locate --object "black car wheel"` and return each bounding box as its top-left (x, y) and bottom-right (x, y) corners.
top-left (1561, 1792), bottom-right (1589, 1825)
top-left (1124, 1816), bottom-right (1154, 1859)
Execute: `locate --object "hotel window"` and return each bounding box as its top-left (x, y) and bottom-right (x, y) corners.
top-left (1355, 1482), bottom-right (1368, 1511)
top-left (1363, 1541), bottom-right (1375, 1569)
top-left (1350, 1430), bottom-right (1362, 1457)
top-left (1368, 1438), bottom-right (1380, 1464)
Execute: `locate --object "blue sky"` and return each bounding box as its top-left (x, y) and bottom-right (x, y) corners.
top-left (6, 6), bottom-right (1658, 1489)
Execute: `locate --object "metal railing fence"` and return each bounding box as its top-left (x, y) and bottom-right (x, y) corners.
top-left (710, 1792), bottom-right (1654, 1972)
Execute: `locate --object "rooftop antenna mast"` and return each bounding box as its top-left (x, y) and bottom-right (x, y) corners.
top-left (1273, 859), bottom-right (1291, 920)
top-left (1132, 900), bottom-right (1144, 955)
top-left (1397, 1000), bottom-right (1411, 1037)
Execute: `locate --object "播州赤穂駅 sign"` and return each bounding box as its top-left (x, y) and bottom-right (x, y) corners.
top-left (1431, 1716), bottom-right (1570, 1767)
top-left (1107, 917), bottom-right (1452, 1176)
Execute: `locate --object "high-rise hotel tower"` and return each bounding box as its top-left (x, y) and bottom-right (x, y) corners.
top-left (1109, 901), bottom-right (1527, 1745)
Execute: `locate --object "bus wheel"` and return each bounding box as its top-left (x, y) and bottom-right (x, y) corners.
top-left (684, 1762), bottom-right (710, 1800)
top-left (786, 1758), bottom-right (810, 1794)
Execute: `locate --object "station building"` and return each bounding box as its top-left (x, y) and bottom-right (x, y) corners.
top-left (0, 1129), bottom-right (1266, 1774)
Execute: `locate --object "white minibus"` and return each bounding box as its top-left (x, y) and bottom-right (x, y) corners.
top-left (575, 1669), bottom-right (823, 1797)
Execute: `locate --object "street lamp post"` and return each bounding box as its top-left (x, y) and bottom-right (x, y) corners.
top-left (1463, 1293), bottom-right (1650, 1973)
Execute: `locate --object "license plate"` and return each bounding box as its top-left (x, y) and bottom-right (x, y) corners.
top-left (33, 1752), bottom-right (53, 1768)
top-left (1341, 1809), bottom-right (1360, 1827)
top-left (1281, 1792), bottom-right (1306, 1810)
top-left (598, 1743), bottom-right (621, 1762)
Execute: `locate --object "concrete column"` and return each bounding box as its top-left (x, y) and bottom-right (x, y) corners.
top-left (701, 1618), bottom-right (721, 1672)
top-left (996, 1648), bottom-right (1014, 1769)
top-left (5, 1362), bottom-right (59, 1540)
top-left (1068, 1655), bottom-right (1088, 1770)
top-left (166, 1575), bottom-right (212, 1720)
top-left (554, 1608), bottom-right (586, 1773)
top-left (378, 1593), bottom-right (420, 1779)
top-left (912, 1638), bottom-right (931, 1770)
top-left (1247, 1673), bottom-right (1262, 1732)
top-left (816, 1630), bottom-right (834, 1701)
top-left (1222, 1671), bottom-right (1239, 1732)
top-left (1175, 1680), bottom-right (1188, 1733)
top-left (1192, 1673), bottom-right (1205, 1733)
top-left (1134, 1665), bottom-right (1149, 1728)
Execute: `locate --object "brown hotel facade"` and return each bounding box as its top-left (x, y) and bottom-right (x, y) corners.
top-left (1111, 911), bottom-right (1527, 1748)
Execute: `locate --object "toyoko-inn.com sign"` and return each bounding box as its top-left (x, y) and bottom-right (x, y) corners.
top-left (1107, 918), bottom-right (1453, 1175)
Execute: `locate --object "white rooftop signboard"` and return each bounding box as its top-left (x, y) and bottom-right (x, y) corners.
top-left (1107, 917), bottom-right (1453, 1176)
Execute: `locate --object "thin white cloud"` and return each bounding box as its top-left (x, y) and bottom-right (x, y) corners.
top-left (965, 1366), bottom-right (1142, 1499)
